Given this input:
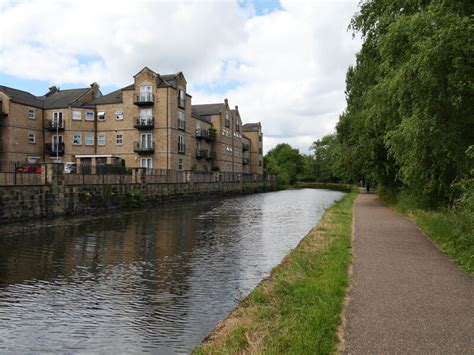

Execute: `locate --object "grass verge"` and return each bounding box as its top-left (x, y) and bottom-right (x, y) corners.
top-left (193, 189), bottom-right (358, 355)
top-left (381, 194), bottom-right (473, 275)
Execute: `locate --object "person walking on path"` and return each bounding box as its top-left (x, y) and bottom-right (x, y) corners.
top-left (365, 180), bottom-right (371, 193)
top-left (341, 193), bottom-right (474, 354)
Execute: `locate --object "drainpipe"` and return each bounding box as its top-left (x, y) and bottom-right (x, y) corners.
top-left (166, 88), bottom-right (169, 170)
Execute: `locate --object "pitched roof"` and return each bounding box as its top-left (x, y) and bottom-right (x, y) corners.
top-left (242, 123), bottom-right (261, 132)
top-left (43, 88), bottom-right (91, 109)
top-left (90, 88), bottom-right (123, 105)
top-left (192, 103), bottom-right (224, 116)
top-left (0, 85), bottom-right (44, 108)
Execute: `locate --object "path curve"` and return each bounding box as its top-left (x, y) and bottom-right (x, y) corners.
top-left (342, 193), bottom-right (473, 353)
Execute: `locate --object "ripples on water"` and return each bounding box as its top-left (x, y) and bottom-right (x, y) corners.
top-left (0, 189), bottom-right (344, 353)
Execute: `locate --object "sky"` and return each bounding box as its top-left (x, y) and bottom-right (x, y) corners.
top-left (0, 0), bottom-right (362, 154)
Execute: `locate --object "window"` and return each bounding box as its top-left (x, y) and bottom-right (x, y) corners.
top-left (141, 158), bottom-right (153, 174)
top-left (28, 133), bottom-right (36, 144)
top-left (85, 135), bottom-right (94, 146)
top-left (98, 134), bottom-right (106, 146)
top-left (86, 111), bottom-right (94, 121)
top-left (259, 160), bottom-right (262, 167)
top-left (97, 112), bottom-right (105, 121)
top-left (72, 133), bottom-right (82, 145)
top-left (178, 89), bottom-right (185, 108)
top-left (259, 148), bottom-right (262, 154)
top-left (140, 133), bottom-right (153, 149)
top-left (235, 123), bottom-right (240, 132)
top-left (139, 108), bottom-right (152, 124)
top-left (178, 110), bottom-right (185, 130)
top-left (178, 135), bottom-right (185, 153)
top-left (115, 110), bottom-right (124, 120)
top-left (53, 111), bottom-right (64, 127)
top-left (72, 110), bottom-right (81, 120)
top-left (178, 158), bottom-right (183, 171)
top-left (28, 109), bottom-right (35, 120)
top-left (259, 134), bottom-right (262, 142)
top-left (116, 133), bottom-right (123, 145)
top-left (225, 113), bottom-right (230, 127)
top-left (139, 85), bottom-right (152, 102)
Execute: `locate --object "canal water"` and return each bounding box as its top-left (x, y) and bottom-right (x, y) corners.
top-left (0, 189), bottom-right (344, 353)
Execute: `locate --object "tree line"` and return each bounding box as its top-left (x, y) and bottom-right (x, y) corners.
top-left (265, 0), bottom-right (473, 210)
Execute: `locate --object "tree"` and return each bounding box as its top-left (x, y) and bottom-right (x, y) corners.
top-left (264, 144), bottom-right (304, 187)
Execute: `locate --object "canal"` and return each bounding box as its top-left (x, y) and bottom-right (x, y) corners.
top-left (0, 189), bottom-right (344, 353)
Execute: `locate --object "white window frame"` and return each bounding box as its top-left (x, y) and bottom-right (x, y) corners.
top-left (115, 110), bottom-right (124, 120)
top-left (178, 110), bottom-right (185, 130)
top-left (97, 112), bottom-right (105, 121)
top-left (72, 133), bottom-right (82, 145)
top-left (85, 135), bottom-right (94, 146)
top-left (28, 109), bottom-right (35, 120)
top-left (28, 133), bottom-right (36, 144)
top-left (72, 110), bottom-right (82, 121)
top-left (85, 111), bottom-right (94, 121)
top-left (98, 134), bottom-right (106, 146)
top-left (139, 85), bottom-right (152, 101)
top-left (116, 133), bottom-right (123, 145)
top-left (140, 133), bottom-right (153, 149)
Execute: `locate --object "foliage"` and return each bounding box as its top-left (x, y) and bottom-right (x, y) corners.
top-left (264, 143), bottom-right (304, 187)
top-left (335, 0), bottom-right (474, 207)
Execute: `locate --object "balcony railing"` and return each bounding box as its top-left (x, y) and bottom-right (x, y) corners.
top-left (242, 158), bottom-right (249, 165)
top-left (195, 129), bottom-right (204, 140)
top-left (242, 143), bottom-right (250, 151)
top-left (133, 141), bottom-right (155, 153)
top-left (133, 93), bottom-right (154, 105)
top-left (45, 143), bottom-right (64, 156)
top-left (47, 120), bottom-right (65, 131)
top-left (207, 151), bottom-right (216, 161)
top-left (205, 129), bottom-right (216, 143)
top-left (178, 142), bottom-right (186, 154)
top-left (196, 149), bottom-right (204, 160)
top-left (134, 117), bottom-right (155, 129)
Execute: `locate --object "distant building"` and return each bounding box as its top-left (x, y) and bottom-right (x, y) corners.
top-left (0, 67), bottom-right (264, 173)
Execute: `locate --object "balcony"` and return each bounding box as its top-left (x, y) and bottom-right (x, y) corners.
top-left (47, 120), bottom-right (65, 131)
top-left (206, 151), bottom-right (217, 161)
top-left (242, 143), bottom-right (250, 151)
top-left (134, 93), bottom-right (154, 106)
top-left (134, 117), bottom-right (155, 129)
top-left (178, 142), bottom-right (186, 154)
top-left (242, 158), bottom-right (249, 165)
top-left (133, 141), bottom-right (155, 154)
top-left (205, 129), bottom-right (216, 143)
top-left (195, 129), bottom-right (204, 140)
top-left (45, 143), bottom-right (64, 156)
top-left (196, 149), bottom-right (204, 160)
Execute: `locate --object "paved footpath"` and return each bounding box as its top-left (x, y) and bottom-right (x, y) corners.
top-left (342, 193), bottom-right (474, 354)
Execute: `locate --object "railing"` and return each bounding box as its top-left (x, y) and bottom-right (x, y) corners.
top-left (47, 120), bottom-right (65, 131)
top-left (133, 93), bottom-right (154, 105)
top-left (242, 158), bottom-right (249, 165)
top-left (0, 159), bottom-right (275, 186)
top-left (242, 143), bottom-right (250, 151)
top-left (195, 129), bottom-right (204, 140)
top-left (196, 149), bottom-right (203, 159)
top-left (205, 129), bottom-right (216, 143)
top-left (45, 143), bottom-right (65, 156)
top-left (133, 141), bottom-right (155, 153)
top-left (134, 117), bottom-right (154, 129)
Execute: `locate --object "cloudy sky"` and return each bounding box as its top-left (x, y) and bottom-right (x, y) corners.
top-left (0, 0), bottom-right (361, 154)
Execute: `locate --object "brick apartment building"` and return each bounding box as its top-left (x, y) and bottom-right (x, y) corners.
top-left (0, 67), bottom-right (264, 174)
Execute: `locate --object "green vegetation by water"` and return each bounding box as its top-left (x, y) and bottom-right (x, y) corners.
top-left (194, 189), bottom-right (357, 354)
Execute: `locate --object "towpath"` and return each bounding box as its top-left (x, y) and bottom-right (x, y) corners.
top-left (342, 192), bottom-right (474, 353)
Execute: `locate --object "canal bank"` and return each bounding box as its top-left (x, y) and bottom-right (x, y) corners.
top-left (194, 188), bottom-right (358, 354)
top-left (0, 180), bottom-right (275, 222)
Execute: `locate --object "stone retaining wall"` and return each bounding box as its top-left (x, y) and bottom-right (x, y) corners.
top-left (0, 181), bottom-right (275, 221)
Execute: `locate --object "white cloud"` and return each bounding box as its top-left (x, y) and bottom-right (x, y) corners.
top-left (0, 0), bottom-right (361, 154)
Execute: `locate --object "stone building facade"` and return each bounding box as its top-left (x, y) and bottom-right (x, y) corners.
top-left (0, 67), bottom-right (264, 173)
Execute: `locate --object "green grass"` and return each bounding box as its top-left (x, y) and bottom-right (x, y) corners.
top-left (381, 194), bottom-right (474, 275)
top-left (194, 189), bottom-right (358, 355)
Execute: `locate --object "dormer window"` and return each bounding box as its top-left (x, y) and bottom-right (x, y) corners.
top-left (97, 112), bottom-right (105, 121)
top-left (178, 89), bottom-right (185, 108)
